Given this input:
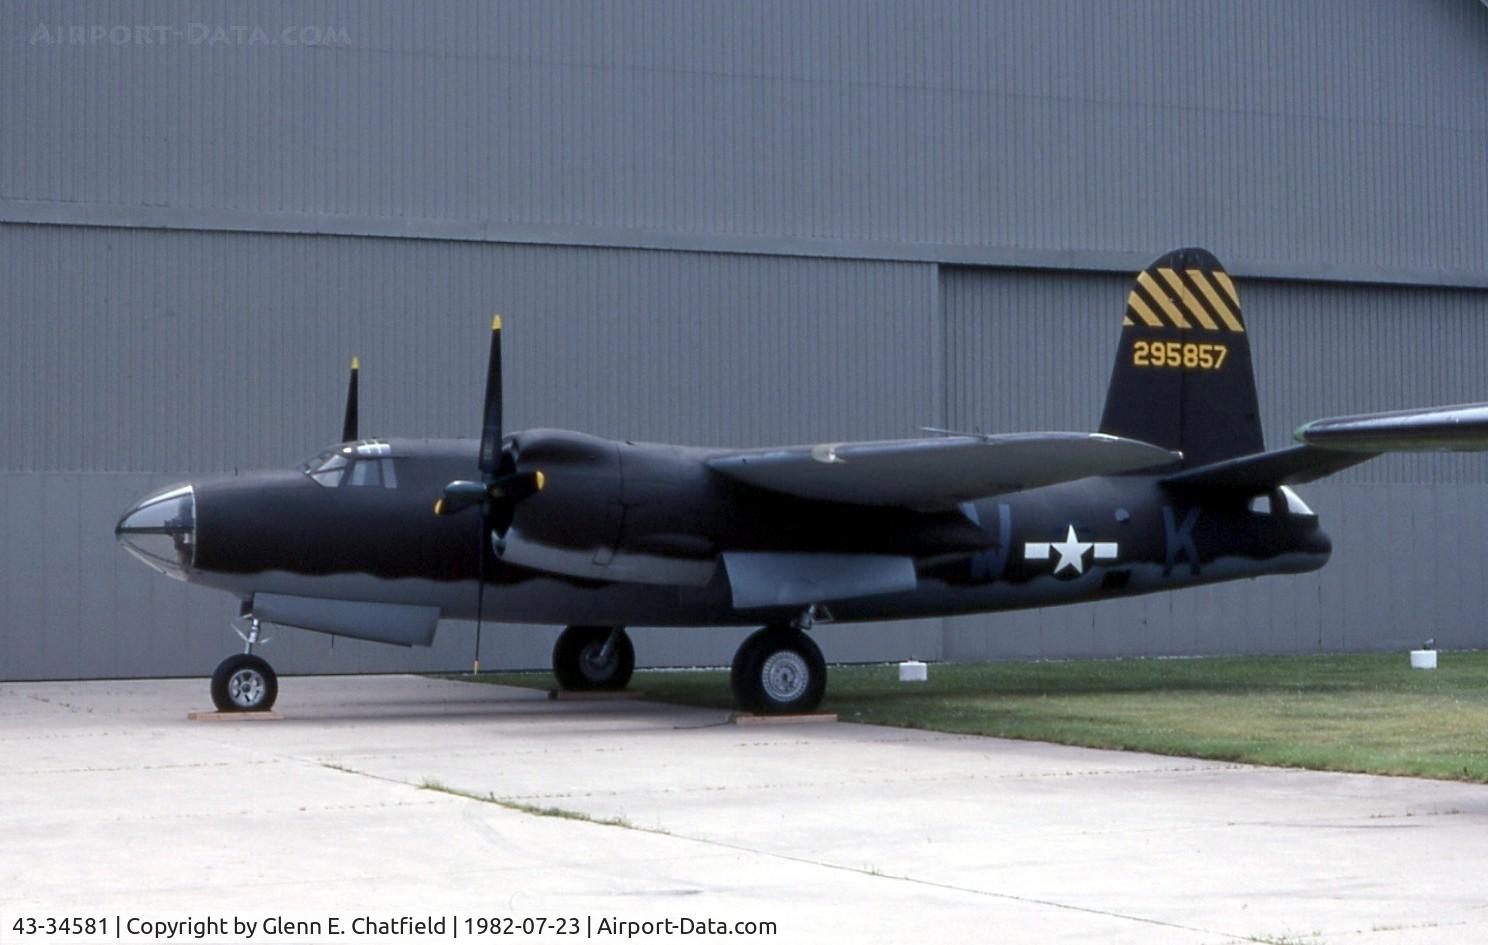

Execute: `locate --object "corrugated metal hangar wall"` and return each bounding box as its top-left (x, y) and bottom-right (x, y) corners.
top-left (2, 1), bottom-right (1486, 680)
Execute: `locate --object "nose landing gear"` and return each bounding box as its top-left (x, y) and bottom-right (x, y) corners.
top-left (209, 618), bottom-right (279, 712)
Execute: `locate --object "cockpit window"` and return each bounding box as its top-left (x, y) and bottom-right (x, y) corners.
top-left (347, 457), bottom-right (399, 488)
top-left (1279, 486), bottom-right (1315, 517)
top-left (302, 445), bottom-right (399, 489)
top-left (348, 458), bottom-right (378, 487)
top-left (1249, 488), bottom-right (1315, 518)
top-left (302, 449), bottom-right (350, 487)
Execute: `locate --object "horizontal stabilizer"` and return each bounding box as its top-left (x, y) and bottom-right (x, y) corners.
top-left (724, 552), bottom-right (917, 609)
top-left (1161, 445), bottom-right (1373, 492)
top-left (1295, 403), bottom-right (1488, 452)
top-left (708, 433), bottom-right (1178, 509)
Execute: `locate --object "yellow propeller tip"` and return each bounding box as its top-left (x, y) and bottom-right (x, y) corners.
top-left (491, 314), bottom-right (502, 331)
top-left (535, 470), bottom-right (546, 491)
top-left (432, 498), bottom-right (445, 516)
top-left (350, 356), bottom-right (359, 370)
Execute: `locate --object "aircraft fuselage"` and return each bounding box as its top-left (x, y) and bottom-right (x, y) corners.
top-left (119, 433), bottom-right (1331, 636)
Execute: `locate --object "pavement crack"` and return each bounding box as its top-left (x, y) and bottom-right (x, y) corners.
top-left (656, 833), bottom-right (1254, 942)
top-left (398, 768), bottom-right (1251, 942)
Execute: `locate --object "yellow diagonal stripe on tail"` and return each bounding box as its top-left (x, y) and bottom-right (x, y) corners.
top-left (1125, 291), bottom-right (1165, 328)
top-left (1136, 271), bottom-right (1190, 328)
top-left (1210, 270), bottom-right (1240, 306)
top-left (1188, 270), bottom-right (1244, 332)
top-left (1159, 269), bottom-right (1219, 330)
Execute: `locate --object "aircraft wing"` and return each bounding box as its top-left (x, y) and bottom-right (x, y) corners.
top-left (707, 433), bottom-right (1179, 509)
top-left (1160, 444), bottom-right (1373, 491)
top-left (1294, 402), bottom-right (1488, 452)
top-left (1164, 401), bottom-right (1488, 492)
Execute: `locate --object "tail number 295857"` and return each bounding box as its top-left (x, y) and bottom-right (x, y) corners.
top-left (1132, 341), bottom-right (1228, 370)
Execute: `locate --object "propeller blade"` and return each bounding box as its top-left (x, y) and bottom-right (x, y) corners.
top-left (445, 316), bottom-right (529, 672)
top-left (473, 504), bottom-right (487, 674)
top-left (341, 357), bottom-right (359, 442)
top-left (478, 315), bottom-right (503, 478)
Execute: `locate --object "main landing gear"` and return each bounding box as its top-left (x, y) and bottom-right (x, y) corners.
top-left (553, 626), bottom-right (635, 691)
top-left (210, 617), bottom-right (279, 713)
top-left (550, 622), bottom-right (828, 714)
top-left (730, 625), bottom-right (827, 715)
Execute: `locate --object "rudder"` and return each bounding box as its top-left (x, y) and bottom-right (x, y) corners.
top-left (1098, 248), bottom-right (1263, 468)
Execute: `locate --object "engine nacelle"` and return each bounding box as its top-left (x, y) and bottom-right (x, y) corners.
top-left (504, 429), bottom-right (623, 553)
top-left (500, 430), bottom-right (717, 586)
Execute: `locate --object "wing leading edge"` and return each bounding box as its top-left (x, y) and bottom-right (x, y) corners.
top-left (1295, 403), bottom-right (1488, 452)
top-left (707, 433), bottom-right (1180, 509)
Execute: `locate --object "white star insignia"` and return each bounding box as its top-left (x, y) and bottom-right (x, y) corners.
top-left (1048, 525), bottom-right (1093, 575)
top-left (1024, 524), bottom-right (1120, 576)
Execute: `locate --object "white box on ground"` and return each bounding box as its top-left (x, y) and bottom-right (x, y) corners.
top-left (1410, 649), bottom-right (1438, 670)
top-left (899, 660), bottom-right (928, 682)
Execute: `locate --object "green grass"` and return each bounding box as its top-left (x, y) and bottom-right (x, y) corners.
top-left (456, 652), bottom-right (1488, 782)
top-left (420, 778), bottom-right (636, 828)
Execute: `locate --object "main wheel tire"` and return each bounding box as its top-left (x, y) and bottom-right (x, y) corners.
top-left (210, 653), bottom-right (278, 712)
top-left (730, 627), bottom-right (827, 715)
top-left (553, 626), bottom-right (635, 691)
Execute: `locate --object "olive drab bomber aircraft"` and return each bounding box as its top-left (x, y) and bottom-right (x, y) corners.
top-left (115, 248), bottom-right (1488, 715)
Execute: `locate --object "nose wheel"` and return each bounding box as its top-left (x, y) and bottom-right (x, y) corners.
top-left (553, 626), bottom-right (635, 691)
top-left (209, 617), bottom-right (279, 712)
top-left (730, 626), bottom-right (827, 715)
top-left (210, 653), bottom-right (278, 712)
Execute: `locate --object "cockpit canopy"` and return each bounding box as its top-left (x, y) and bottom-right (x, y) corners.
top-left (302, 440), bottom-right (399, 489)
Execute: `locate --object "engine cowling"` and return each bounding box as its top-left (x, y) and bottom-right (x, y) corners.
top-left (502, 429), bottom-right (623, 557)
top-left (499, 430), bottom-right (718, 586)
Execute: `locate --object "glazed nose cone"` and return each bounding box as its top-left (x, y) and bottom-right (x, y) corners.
top-left (115, 484), bottom-right (196, 580)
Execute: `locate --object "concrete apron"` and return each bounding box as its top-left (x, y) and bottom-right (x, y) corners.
top-left (3, 675), bottom-right (1486, 944)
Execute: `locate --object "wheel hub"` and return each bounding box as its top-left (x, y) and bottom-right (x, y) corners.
top-left (228, 668), bottom-right (266, 708)
top-left (579, 643), bottom-right (617, 682)
top-left (761, 651), bottom-right (809, 703)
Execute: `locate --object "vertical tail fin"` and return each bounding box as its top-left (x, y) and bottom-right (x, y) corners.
top-left (1099, 248), bottom-right (1263, 468)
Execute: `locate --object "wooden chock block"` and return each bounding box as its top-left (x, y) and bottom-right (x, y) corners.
top-left (187, 710), bottom-right (285, 721)
top-left (730, 712), bottom-right (838, 726)
top-left (547, 690), bottom-right (647, 701)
